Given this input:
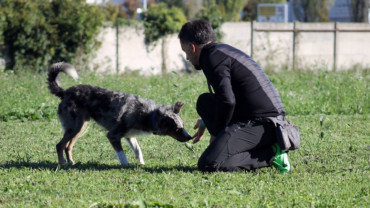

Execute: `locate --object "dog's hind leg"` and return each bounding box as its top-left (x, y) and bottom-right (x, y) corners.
top-left (56, 134), bottom-right (70, 165)
top-left (56, 129), bottom-right (80, 165)
top-left (125, 137), bottom-right (145, 165)
top-left (107, 132), bottom-right (130, 166)
top-left (65, 121), bottom-right (89, 165)
top-left (56, 117), bottom-right (85, 165)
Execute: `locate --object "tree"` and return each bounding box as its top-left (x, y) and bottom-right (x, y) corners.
top-left (218, 0), bottom-right (247, 21)
top-left (291, 0), bottom-right (331, 22)
top-left (242, 0), bottom-right (286, 21)
top-left (196, 2), bottom-right (225, 41)
top-left (0, 0), bottom-right (105, 72)
top-left (158, 0), bottom-right (190, 20)
top-left (158, 0), bottom-right (187, 10)
top-left (203, 0), bottom-right (247, 21)
top-left (123, 0), bottom-right (141, 19)
top-left (186, 0), bottom-right (202, 19)
top-left (143, 3), bottom-right (187, 74)
top-left (105, 2), bottom-right (128, 21)
top-left (351, 0), bottom-right (370, 22)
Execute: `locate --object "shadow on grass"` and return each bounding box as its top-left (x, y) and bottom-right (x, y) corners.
top-left (0, 160), bottom-right (198, 173)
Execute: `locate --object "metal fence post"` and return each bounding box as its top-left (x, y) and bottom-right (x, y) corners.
top-left (333, 22), bottom-right (337, 71)
top-left (116, 21), bottom-right (119, 74)
top-left (251, 22), bottom-right (370, 71)
top-left (251, 21), bottom-right (254, 58)
top-left (293, 22), bottom-right (296, 71)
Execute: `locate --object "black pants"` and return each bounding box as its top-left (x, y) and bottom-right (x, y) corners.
top-left (196, 93), bottom-right (277, 172)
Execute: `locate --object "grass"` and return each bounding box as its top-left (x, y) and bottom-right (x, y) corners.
top-left (0, 69), bottom-right (369, 207)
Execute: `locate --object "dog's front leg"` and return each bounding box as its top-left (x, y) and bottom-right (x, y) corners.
top-left (125, 137), bottom-right (145, 165)
top-left (107, 134), bottom-right (130, 166)
top-left (115, 150), bottom-right (130, 166)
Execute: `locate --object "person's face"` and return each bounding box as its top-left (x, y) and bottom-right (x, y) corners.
top-left (180, 41), bottom-right (201, 70)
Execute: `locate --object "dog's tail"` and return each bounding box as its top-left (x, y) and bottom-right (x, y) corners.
top-left (47, 62), bottom-right (79, 99)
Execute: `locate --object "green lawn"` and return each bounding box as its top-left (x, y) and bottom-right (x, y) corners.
top-left (0, 69), bottom-right (368, 207)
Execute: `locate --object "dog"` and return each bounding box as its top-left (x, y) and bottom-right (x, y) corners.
top-left (47, 62), bottom-right (192, 166)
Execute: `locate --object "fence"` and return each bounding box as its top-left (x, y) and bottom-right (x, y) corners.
top-left (90, 22), bottom-right (369, 74)
top-left (0, 22), bottom-right (370, 75)
top-left (3, 22), bottom-right (368, 74)
top-left (250, 21), bottom-right (370, 71)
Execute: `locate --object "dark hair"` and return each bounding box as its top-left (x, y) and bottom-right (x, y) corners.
top-left (178, 19), bottom-right (216, 45)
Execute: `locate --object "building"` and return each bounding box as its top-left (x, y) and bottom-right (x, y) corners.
top-left (328, 0), bottom-right (354, 22)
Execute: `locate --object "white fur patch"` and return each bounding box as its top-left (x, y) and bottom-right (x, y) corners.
top-left (125, 129), bottom-right (151, 137)
top-left (174, 116), bottom-right (184, 128)
top-left (65, 67), bottom-right (79, 80)
top-left (115, 151), bottom-right (129, 166)
top-left (125, 138), bottom-right (145, 165)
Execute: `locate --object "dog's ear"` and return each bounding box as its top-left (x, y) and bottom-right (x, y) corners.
top-left (173, 102), bottom-right (184, 114)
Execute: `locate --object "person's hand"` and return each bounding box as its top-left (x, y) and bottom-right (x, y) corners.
top-left (209, 135), bottom-right (216, 144)
top-left (192, 119), bottom-right (206, 144)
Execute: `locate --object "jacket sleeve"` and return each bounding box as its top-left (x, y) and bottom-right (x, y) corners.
top-left (208, 59), bottom-right (235, 131)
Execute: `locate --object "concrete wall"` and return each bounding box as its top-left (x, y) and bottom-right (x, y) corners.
top-left (91, 24), bottom-right (187, 75)
top-left (2, 22), bottom-right (368, 73)
top-left (221, 22), bottom-right (370, 71)
top-left (91, 22), bottom-right (370, 74)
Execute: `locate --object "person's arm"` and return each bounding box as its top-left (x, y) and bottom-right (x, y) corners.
top-left (192, 118), bottom-right (216, 144)
top-left (192, 118), bottom-right (206, 144)
top-left (208, 61), bottom-right (236, 131)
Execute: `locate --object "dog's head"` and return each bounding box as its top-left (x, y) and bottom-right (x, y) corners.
top-left (153, 102), bottom-right (192, 142)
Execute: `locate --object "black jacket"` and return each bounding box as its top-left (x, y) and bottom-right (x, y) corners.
top-left (199, 42), bottom-right (285, 129)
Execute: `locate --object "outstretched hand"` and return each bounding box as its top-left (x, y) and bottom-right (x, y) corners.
top-left (192, 119), bottom-right (206, 144)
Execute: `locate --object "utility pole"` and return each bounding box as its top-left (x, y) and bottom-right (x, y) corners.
top-left (366, 0), bottom-right (370, 22)
top-left (143, 0), bottom-right (147, 11)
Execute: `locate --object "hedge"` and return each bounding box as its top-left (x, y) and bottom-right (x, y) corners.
top-left (0, 0), bottom-right (105, 72)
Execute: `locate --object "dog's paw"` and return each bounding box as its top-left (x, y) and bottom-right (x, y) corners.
top-left (59, 161), bottom-right (67, 166)
top-left (121, 163), bottom-right (132, 169)
top-left (67, 160), bottom-right (75, 166)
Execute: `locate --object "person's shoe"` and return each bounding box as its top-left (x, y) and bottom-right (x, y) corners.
top-left (272, 143), bottom-right (291, 173)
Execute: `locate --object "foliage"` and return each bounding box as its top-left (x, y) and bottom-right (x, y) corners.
top-left (0, 0), bottom-right (54, 72)
top-left (143, 2), bottom-right (187, 44)
top-left (50, 0), bottom-right (105, 68)
top-left (123, 0), bottom-right (141, 19)
top-left (217, 0), bottom-right (247, 21)
top-left (158, 0), bottom-right (188, 14)
top-left (104, 2), bottom-right (129, 21)
top-left (196, 2), bottom-right (225, 41)
top-left (143, 3), bottom-right (187, 74)
top-left (185, 0), bottom-right (203, 19)
top-left (291, 0), bottom-right (331, 22)
top-left (104, 2), bottom-right (141, 28)
top-left (351, 0), bottom-right (370, 22)
top-left (242, 0), bottom-right (286, 21)
top-left (0, 8), bottom-right (4, 47)
top-left (0, 0), bottom-right (105, 72)
top-left (0, 69), bottom-right (369, 207)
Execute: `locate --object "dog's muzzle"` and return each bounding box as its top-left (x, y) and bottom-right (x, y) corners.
top-left (173, 128), bottom-right (192, 142)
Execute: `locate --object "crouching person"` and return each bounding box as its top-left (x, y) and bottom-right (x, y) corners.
top-left (178, 19), bottom-right (291, 173)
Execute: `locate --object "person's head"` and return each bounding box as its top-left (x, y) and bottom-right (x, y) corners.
top-left (178, 19), bottom-right (216, 70)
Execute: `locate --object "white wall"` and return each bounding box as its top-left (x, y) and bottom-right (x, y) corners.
top-left (1, 22), bottom-right (369, 73)
top-left (90, 22), bottom-right (370, 74)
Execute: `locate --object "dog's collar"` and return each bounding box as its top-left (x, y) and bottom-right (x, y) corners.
top-left (151, 109), bottom-right (158, 134)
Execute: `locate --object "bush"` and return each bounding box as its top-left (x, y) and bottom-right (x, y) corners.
top-left (0, 0), bottom-right (105, 72)
top-left (143, 3), bottom-right (187, 74)
top-left (196, 3), bottom-right (225, 41)
top-left (143, 3), bottom-right (187, 44)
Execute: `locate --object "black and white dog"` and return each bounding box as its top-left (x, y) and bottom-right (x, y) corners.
top-left (47, 62), bottom-right (192, 166)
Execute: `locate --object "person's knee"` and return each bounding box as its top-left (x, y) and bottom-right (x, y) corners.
top-left (197, 154), bottom-right (217, 172)
top-left (197, 158), bottom-right (216, 172)
top-left (196, 93), bottom-right (213, 113)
